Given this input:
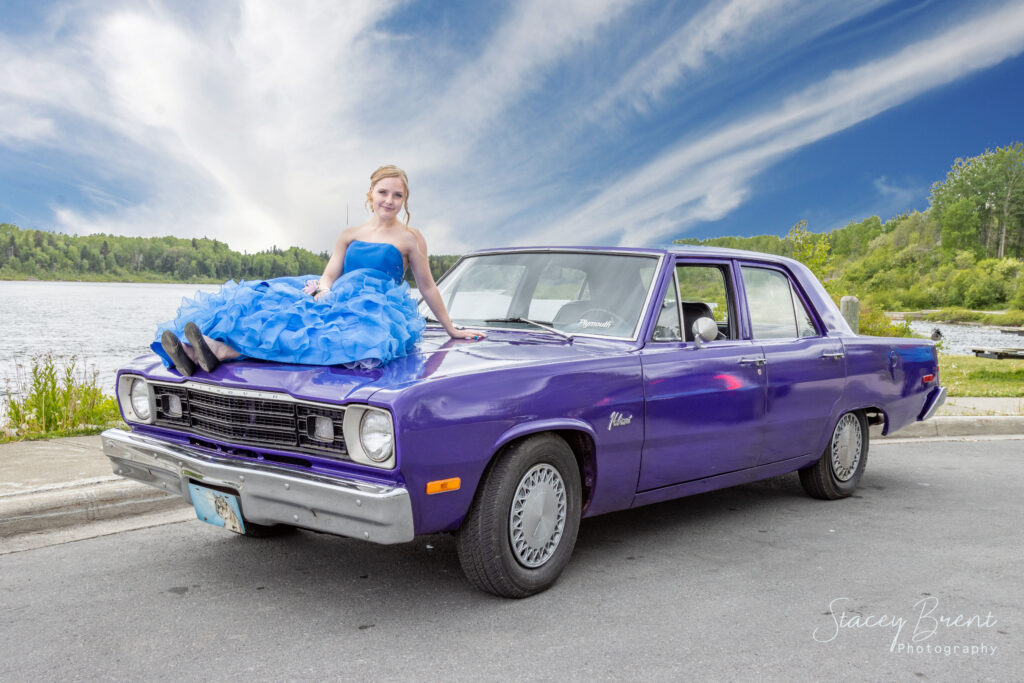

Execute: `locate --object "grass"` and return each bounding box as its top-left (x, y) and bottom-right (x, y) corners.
top-left (923, 308), bottom-right (1024, 327)
top-left (939, 354), bottom-right (1024, 398)
top-left (2, 354), bottom-right (123, 442)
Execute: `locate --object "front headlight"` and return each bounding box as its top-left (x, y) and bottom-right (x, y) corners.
top-left (117, 374), bottom-right (153, 423)
top-left (359, 410), bottom-right (394, 463)
top-left (130, 379), bottom-right (151, 420)
top-left (343, 405), bottom-right (395, 468)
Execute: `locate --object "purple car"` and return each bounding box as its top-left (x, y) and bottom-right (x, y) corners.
top-left (103, 246), bottom-right (945, 597)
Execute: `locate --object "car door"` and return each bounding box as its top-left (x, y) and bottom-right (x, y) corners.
top-left (638, 259), bottom-right (766, 491)
top-left (738, 263), bottom-right (846, 464)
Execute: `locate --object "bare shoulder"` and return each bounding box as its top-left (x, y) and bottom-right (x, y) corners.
top-left (337, 224), bottom-right (363, 244)
top-left (406, 226), bottom-right (429, 255)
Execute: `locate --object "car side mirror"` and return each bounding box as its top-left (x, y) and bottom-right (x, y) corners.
top-left (692, 317), bottom-right (718, 349)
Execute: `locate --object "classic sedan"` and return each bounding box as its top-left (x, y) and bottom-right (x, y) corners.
top-left (103, 246), bottom-right (945, 597)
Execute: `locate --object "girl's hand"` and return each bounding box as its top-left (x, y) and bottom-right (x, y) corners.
top-left (449, 328), bottom-right (486, 341)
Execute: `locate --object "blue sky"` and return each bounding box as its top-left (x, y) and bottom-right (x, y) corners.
top-left (1, 0), bottom-right (1023, 254)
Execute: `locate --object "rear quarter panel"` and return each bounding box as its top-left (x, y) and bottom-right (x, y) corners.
top-left (839, 336), bottom-right (939, 436)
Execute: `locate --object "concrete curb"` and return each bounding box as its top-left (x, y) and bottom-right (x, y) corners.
top-left (0, 476), bottom-right (187, 538)
top-left (874, 416), bottom-right (1024, 439)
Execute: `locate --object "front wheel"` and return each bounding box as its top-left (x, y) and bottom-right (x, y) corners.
top-left (456, 433), bottom-right (582, 598)
top-left (799, 411), bottom-right (868, 500)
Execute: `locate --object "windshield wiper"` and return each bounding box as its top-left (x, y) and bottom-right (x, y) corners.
top-left (483, 317), bottom-right (574, 341)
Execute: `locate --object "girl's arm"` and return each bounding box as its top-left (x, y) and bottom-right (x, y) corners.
top-left (407, 229), bottom-right (483, 340)
top-left (313, 232), bottom-right (351, 300)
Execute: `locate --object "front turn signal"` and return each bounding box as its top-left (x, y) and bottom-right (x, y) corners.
top-left (426, 477), bottom-right (461, 495)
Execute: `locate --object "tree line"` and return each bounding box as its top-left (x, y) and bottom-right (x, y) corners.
top-left (677, 142), bottom-right (1024, 312)
top-left (0, 225), bottom-right (461, 285)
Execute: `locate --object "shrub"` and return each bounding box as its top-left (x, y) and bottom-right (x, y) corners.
top-left (2, 354), bottom-right (121, 441)
top-left (858, 305), bottom-right (914, 337)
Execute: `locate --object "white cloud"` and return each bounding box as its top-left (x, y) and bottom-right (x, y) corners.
top-left (0, 0), bottom-right (642, 253)
top-left (528, 1), bottom-right (1024, 246)
top-left (1, 0), bottom-right (1023, 257)
top-left (592, 0), bottom-right (892, 119)
top-left (0, 103), bottom-right (56, 144)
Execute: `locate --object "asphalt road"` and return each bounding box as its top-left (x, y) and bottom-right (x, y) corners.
top-left (2, 437), bottom-right (1020, 682)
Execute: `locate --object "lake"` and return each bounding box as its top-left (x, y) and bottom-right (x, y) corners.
top-left (0, 280), bottom-right (219, 398)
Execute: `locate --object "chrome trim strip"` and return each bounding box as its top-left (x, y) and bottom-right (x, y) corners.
top-left (919, 385), bottom-right (947, 422)
top-left (148, 379), bottom-right (348, 410)
top-left (101, 429), bottom-right (413, 544)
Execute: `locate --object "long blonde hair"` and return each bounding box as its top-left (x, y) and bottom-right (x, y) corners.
top-left (365, 165), bottom-right (411, 226)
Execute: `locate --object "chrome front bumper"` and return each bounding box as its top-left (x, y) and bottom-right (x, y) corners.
top-left (101, 429), bottom-right (414, 544)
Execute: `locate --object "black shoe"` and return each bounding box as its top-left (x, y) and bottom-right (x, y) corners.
top-left (161, 330), bottom-right (195, 376)
top-left (184, 322), bottom-right (220, 373)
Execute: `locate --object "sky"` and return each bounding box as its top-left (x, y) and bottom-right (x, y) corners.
top-left (1, 0), bottom-right (1023, 255)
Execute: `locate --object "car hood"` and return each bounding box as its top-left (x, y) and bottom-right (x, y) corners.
top-left (124, 330), bottom-right (634, 403)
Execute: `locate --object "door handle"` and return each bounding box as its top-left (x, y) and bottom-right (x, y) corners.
top-left (738, 357), bottom-right (766, 366)
top-left (820, 352), bottom-right (845, 360)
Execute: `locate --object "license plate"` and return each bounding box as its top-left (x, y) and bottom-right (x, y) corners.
top-left (188, 482), bottom-right (246, 535)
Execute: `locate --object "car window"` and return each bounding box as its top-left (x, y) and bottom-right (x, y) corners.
top-left (742, 266), bottom-right (799, 339)
top-left (676, 264), bottom-right (733, 341)
top-left (528, 265), bottom-right (587, 320)
top-left (427, 252), bottom-right (659, 338)
top-left (792, 283), bottom-right (818, 337)
top-left (652, 274), bottom-right (681, 342)
top-left (446, 263), bottom-right (526, 319)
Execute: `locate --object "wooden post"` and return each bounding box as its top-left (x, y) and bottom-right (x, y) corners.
top-left (841, 296), bottom-right (860, 333)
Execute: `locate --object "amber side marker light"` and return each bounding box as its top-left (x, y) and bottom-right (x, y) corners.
top-left (922, 374), bottom-right (935, 384)
top-left (426, 477), bottom-right (461, 495)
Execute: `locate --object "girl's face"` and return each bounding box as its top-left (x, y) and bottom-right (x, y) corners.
top-left (372, 177), bottom-right (406, 219)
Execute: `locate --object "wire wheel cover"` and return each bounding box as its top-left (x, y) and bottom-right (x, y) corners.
top-left (830, 413), bottom-right (863, 482)
top-left (509, 464), bottom-right (567, 568)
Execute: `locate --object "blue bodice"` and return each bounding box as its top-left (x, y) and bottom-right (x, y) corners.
top-left (344, 240), bottom-right (405, 283)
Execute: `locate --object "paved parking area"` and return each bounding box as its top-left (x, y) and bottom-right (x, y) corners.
top-left (1, 437), bottom-right (1019, 681)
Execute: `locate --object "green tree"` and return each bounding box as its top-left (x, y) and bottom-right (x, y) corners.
top-left (785, 220), bottom-right (832, 283)
top-left (991, 143), bottom-right (1024, 258)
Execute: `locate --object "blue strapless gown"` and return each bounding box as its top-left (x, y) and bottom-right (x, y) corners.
top-left (152, 240), bottom-right (425, 367)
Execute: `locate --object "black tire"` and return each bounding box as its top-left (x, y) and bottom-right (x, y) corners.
top-left (456, 433), bottom-right (582, 598)
top-left (800, 410), bottom-right (868, 500)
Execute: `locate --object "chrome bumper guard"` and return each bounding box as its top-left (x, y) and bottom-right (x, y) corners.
top-left (919, 385), bottom-right (947, 422)
top-left (101, 429), bottom-right (414, 544)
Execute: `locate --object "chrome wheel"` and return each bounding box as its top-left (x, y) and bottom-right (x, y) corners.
top-left (509, 463), bottom-right (567, 568)
top-left (830, 413), bottom-right (863, 482)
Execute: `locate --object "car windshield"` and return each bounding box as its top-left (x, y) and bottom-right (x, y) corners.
top-left (419, 251), bottom-right (660, 339)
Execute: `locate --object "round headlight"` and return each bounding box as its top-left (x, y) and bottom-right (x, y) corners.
top-left (129, 378), bottom-right (151, 421)
top-left (359, 410), bottom-right (393, 463)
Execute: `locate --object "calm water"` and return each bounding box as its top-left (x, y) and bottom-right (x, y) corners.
top-left (908, 321), bottom-right (1023, 355)
top-left (2, 281), bottom-right (1017, 400)
top-left (0, 280), bottom-right (219, 397)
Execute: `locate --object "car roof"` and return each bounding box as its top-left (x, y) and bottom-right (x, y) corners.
top-left (467, 244), bottom-right (796, 265)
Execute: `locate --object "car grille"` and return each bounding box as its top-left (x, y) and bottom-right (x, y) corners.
top-left (151, 383), bottom-right (348, 458)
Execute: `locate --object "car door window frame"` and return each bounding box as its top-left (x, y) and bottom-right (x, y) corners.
top-left (737, 262), bottom-right (824, 340)
top-left (650, 258), bottom-right (739, 343)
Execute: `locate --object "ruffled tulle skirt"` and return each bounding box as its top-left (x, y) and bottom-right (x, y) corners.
top-left (152, 270), bottom-right (425, 368)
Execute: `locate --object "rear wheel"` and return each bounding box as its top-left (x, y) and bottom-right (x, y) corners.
top-left (799, 411), bottom-right (868, 500)
top-left (456, 433), bottom-right (582, 598)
